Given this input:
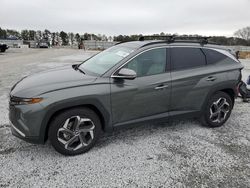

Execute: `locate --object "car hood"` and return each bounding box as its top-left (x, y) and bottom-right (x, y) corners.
top-left (11, 66), bottom-right (97, 98)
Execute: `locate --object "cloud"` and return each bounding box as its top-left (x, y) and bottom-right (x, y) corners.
top-left (0, 0), bottom-right (250, 36)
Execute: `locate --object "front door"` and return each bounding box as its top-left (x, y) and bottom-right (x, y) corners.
top-left (110, 47), bottom-right (171, 126)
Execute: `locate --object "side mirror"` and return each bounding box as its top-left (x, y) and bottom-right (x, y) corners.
top-left (112, 68), bottom-right (137, 80)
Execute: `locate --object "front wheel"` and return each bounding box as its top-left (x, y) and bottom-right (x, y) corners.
top-left (48, 108), bottom-right (102, 155)
top-left (200, 91), bottom-right (233, 128)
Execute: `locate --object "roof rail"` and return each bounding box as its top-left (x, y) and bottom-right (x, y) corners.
top-left (139, 35), bottom-right (174, 42)
top-left (138, 35), bottom-right (217, 45)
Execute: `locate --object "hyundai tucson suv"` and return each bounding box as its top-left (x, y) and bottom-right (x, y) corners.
top-left (9, 37), bottom-right (243, 155)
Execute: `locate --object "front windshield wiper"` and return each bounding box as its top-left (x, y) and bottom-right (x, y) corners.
top-left (72, 64), bottom-right (85, 74)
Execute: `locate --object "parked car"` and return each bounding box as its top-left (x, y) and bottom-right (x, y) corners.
top-left (9, 37), bottom-right (243, 155)
top-left (0, 43), bottom-right (9, 52)
top-left (38, 42), bottom-right (49, 48)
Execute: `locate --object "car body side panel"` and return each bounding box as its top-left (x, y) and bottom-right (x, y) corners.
top-left (170, 62), bottom-right (242, 114)
top-left (170, 67), bottom-right (227, 112)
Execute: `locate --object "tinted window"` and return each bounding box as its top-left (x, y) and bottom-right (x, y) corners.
top-left (171, 47), bottom-right (206, 70)
top-left (124, 48), bottom-right (166, 77)
top-left (203, 49), bottom-right (233, 64)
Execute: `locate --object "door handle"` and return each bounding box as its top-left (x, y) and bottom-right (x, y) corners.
top-left (206, 76), bottom-right (216, 81)
top-left (155, 84), bottom-right (168, 90)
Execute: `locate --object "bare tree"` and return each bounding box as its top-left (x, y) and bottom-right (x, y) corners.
top-left (102, 34), bottom-right (108, 41)
top-left (108, 36), bottom-right (113, 41)
top-left (55, 32), bottom-right (62, 46)
top-left (35, 30), bottom-right (42, 41)
top-left (234, 26), bottom-right (250, 41)
top-left (68, 32), bottom-right (75, 46)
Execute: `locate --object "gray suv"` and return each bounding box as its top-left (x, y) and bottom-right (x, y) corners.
top-left (9, 37), bottom-right (243, 155)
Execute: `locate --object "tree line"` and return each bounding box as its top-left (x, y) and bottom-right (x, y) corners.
top-left (114, 27), bottom-right (250, 46)
top-left (0, 28), bottom-right (112, 46)
top-left (0, 26), bottom-right (250, 46)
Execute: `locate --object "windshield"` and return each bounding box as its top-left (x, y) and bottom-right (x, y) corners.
top-left (79, 45), bottom-right (135, 75)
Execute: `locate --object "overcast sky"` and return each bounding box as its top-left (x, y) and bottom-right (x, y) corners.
top-left (1, 0), bottom-right (250, 36)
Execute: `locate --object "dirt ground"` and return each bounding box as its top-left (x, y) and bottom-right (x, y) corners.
top-left (0, 48), bottom-right (249, 187)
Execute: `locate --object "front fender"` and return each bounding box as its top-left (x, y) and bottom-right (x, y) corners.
top-left (38, 84), bottom-right (112, 143)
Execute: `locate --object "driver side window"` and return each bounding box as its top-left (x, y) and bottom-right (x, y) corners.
top-left (123, 48), bottom-right (167, 77)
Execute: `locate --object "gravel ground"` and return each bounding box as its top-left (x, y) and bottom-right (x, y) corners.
top-left (0, 48), bottom-right (250, 187)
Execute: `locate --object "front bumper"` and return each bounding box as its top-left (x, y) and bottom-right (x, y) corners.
top-left (9, 102), bottom-right (46, 144)
top-left (10, 121), bottom-right (25, 137)
top-left (10, 121), bottom-right (41, 144)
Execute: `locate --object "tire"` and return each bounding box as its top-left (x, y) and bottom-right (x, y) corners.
top-left (48, 107), bottom-right (102, 156)
top-left (1, 48), bottom-right (6, 52)
top-left (200, 91), bottom-right (233, 128)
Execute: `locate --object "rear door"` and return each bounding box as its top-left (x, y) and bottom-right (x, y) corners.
top-left (110, 47), bottom-right (171, 126)
top-left (170, 47), bottom-right (218, 113)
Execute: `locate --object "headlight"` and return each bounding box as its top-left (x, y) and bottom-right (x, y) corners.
top-left (10, 96), bottom-right (43, 105)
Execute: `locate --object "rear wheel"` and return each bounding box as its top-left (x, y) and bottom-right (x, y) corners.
top-left (1, 48), bottom-right (6, 52)
top-left (200, 92), bottom-right (233, 127)
top-left (48, 108), bottom-right (102, 155)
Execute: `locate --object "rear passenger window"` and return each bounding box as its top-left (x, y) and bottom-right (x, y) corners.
top-left (203, 49), bottom-right (233, 64)
top-left (171, 47), bottom-right (206, 70)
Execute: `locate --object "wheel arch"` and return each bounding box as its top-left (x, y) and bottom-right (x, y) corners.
top-left (40, 99), bottom-right (112, 143)
top-left (220, 88), bottom-right (235, 107)
top-left (202, 81), bottom-right (237, 112)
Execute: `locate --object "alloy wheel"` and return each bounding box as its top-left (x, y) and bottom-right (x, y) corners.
top-left (209, 97), bottom-right (230, 123)
top-left (57, 116), bottom-right (95, 151)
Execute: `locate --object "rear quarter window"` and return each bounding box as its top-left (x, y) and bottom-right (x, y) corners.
top-left (171, 47), bottom-right (206, 70)
top-left (203, 48), bottom-right (237, 64)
